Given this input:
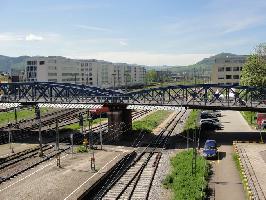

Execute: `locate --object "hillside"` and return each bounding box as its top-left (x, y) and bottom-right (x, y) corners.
top-left (0, 55), bottom-right (29, 72)
top-left (168, 53), bottom-right (238, 74)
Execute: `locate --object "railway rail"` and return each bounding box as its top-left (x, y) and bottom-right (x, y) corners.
top-left (80, 109), bottom-right (187, 200)
top-left (0, 110), bottom-right (151, 185)
top-left (0, 145), bottom-right (69, 184)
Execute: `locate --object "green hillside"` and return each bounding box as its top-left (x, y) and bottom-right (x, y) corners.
top-left (168, 53), bottom-right (238, 74)
top-left (0, 55), bottom-right (29, 72)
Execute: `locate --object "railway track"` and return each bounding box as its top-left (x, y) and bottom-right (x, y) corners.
top-left (0, 145), bottom-right (69, 184)
top-left (81, 109), bottom-right (187, 200)
top-left (0, 110), bottom-right (151, 185)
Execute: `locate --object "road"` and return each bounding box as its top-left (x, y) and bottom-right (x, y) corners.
top-left (204, 110), bottom-right (262, 200)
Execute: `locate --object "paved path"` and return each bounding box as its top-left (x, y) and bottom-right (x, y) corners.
top-left (0, 148), bottom-right (130, 200)
top-left (207, 110), bottom-right (260, 200)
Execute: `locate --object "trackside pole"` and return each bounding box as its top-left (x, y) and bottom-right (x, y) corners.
top-left (100, 113), bottom-right (103, 150)
top-left (35, 105), bottom-right (43, 157)
top-left (70, 133), bottom-right (74, 155)
top-left (8, 123), bottom-right (14, 153)
top-left (55, 118), bottom-right (59, 151)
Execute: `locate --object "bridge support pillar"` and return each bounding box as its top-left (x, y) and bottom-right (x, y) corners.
top-left (107, 104), bottom-right (132, 141)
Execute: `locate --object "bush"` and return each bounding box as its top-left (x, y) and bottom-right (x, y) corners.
top-left (76, 145), bottom-right (88, 153)
top-left (163, 150), bottom-right (210, 200)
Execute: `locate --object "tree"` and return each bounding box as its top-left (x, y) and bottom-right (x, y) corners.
top-left (241, 44), bottom-right (266, 86)
top-left (145, 70), bottom-right (157, 83)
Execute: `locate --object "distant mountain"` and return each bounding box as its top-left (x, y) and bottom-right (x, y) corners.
top-left (0, 53), bottom-right (241, 75)
top-left (167, 52), bottom-right (239, 74)
top-left (0, 55), bottom-right (29, 72)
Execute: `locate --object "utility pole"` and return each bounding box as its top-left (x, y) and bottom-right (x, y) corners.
top-left (14, 108), bottom-right (18, 124)
top-left (194, 68), bottom-right (197, 85)
top-left (112, 73), bottom-right (116, 89)
top-left (99, 113), bottom-right (103, 150)
top-left (8, 123), bottom-right (14, 153)
top-left (55, 118), bottom-right (59, 151)
top-left (35, 105), bottom-right (43, 157)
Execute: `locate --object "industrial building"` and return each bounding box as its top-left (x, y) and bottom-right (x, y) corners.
top-left (211, 55), bottom-right (247, 85)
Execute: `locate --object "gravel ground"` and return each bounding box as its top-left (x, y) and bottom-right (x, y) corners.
top-left (149, 150), bottom-right (173, 200)
top-left (149, 109), bottom-right (189, 200)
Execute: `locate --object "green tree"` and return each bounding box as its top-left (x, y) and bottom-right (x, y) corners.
top-left (241, 44), bottom-right (266, 86)
top-left (145, 69), bottom-right (157, 83)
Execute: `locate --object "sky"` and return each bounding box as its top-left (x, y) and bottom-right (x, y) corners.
top-left (0, 0), bottom-right (266, 66)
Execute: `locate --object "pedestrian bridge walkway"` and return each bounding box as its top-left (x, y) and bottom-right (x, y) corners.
top-left (0, 82), bottom-right (265, 112)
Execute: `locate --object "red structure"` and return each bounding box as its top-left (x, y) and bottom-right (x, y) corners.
top-left (257, 113), bottom-right (266, 127)
top-left (89, 106), bottom-right (109, 119)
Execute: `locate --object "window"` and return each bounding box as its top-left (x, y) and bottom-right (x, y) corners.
top-left (39, 61), bottom-right (45, 65)
top-left (233, 67), bottom-right (239, 71)
top-left (226, 67), bottom-right (231, 71)
top-left (218, 67), bottom-right (224, 72)
top-left (48, 79), bottom-right (57, 82)
top-left (218, 76), bottom-right (224, 80)
top-left (233, 75), bottom-right (239, 79)
top-left (48, 73), bottom-right (57, 76)
top-left (240, 67), bottom-right (243, 71)
top-left (225, 60), bottom-right (230, 63)
top-left (226, 75), bottom-right (232, 79)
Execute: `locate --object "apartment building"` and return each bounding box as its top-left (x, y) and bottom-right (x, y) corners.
top-left (26, 56), bottom-right (80, 83)
top-left (211, 55), bottom-right (247, 85)
top-left (25, 56), bottom-right (146, 88)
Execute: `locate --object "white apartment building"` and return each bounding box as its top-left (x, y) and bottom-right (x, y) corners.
top-left (26, 56), bottom-right (80, 83)
top-left (25, 56), bottom-right (146, 88)
top-left (211, 55), bottom-right (247, 85)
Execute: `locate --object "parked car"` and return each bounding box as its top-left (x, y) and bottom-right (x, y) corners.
top-left (261, 120), bottom-right (266, 130)
top-left (201, 117), bottom-right (219, 122)
top-left (201, 111), bottom-right (218, 119)
top-left (203, 140), bottom-right (218, 159)
top-left (212, 110), bottom-right (221, 117)
top-left (200, 120), bottom-right (223, 130)
top-left (200, 118), bottom-right (220, 124)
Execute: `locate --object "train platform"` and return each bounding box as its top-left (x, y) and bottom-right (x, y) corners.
top-left (0, 143), bottom-right (38, 159)
top-left (0, 146), bottom-right (132, 200)
top-left (235, 142), bottom-right (266, 199)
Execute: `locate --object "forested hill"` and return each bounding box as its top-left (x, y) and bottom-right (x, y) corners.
top-left (0, 55), bottom-right (29, 72)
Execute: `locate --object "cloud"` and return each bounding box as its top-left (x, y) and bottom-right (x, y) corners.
top-left (75, 24), bottom-right (111, 32)
top-left (25, 33), bottom-right (43, 41)
top-left (69, 51), bottom-right (214, 66)
top-left (119, 41), bottom-right (128, 46)
top-left (0, 33), bottom-right (24, 41)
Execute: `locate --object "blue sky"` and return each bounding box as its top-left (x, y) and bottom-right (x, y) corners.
top-left (0, 0), bottom-right (266, 65)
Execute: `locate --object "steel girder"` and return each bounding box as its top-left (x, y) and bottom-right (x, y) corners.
top-left (0, 82), bottom-right (265, 111)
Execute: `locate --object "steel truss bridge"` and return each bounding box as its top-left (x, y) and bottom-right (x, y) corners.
top-left (0, 82), bottom-right (265, 112)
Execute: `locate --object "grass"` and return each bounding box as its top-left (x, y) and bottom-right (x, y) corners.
top-left (75, 145), bottom-right (88, 153)
top-left (232, 153), bottom-right (249, 199)
top-left (183, 109), bottom-right (200, 133)
top-left (0, 107), bottom-right (51, 125)
top-left (63, 117), bottom-right (107, 131)
top-left (163, 150), bottom-right (210, 200)
top-left (132, 110), bottom-right (172, 133)
top-left (240, 111), bottom-right (257, 128)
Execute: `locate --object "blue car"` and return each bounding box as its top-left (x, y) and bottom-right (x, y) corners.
top-left (203, 140), bottom-right (218, 159)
